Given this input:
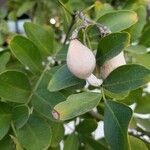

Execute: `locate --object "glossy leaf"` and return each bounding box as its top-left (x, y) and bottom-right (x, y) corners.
top-left (0, 135), bottom-right (15, 150)
top-left (54, 92), bottom-right (101, 121)
top-left (17, 1), bottom-right (36, 17)
top-left (0, 52), bottom-right (10, 73)
top-left (96, 32), bottom-right (130, 65)
top-left (98, 10), bottom-right (138, 32)
top-left (48, 65), bottom-right (85, 92)
top-left (0, 103), bottom-right (12, 140)
top-left (0, 70), bottom-right (31, 103)
top-left (134, 53), bottom-right (150, 69)
top-left (24, 22), bottom-right (54, 56)
top-left (55, 45), bottom-right (68, 61)
top-left (120, 89), bottom-right (142, 105)
top-left (61, 0), bottom-right (69, 4)
top-left (10, 36), bottom-right (42, 73)
top-left (76, 119), bottom-right (97, 134)
top-left (103, 64), bottom-right (150, 93)
top-left (135, 94), bottom-right (150, 114)
top-left (128, 6), bottom-right (146, 42)
top-left (12, 105), bottom-right (29, 129)
top-left (104, 100), bottom-right (132, 150)
top-left (95, 1), bottom-right (114, 19)
top-left (17, 114), bottom-right (52, 150)
top-left (81, 136), bottom-right (108, 150)
top-left (130, 136), bottom-right (148, 150)
top-left (64, 133), bottom-right (79, 150)
top-left (50, 122), bottom-right (64, 147)
top-left (139, 26), bottom-right (150, 47)
top-left (125, 45), bottom-right (147, 54)
top-left (32, 67), bottom-right (66, 120)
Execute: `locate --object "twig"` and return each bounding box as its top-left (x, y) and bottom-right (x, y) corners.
top-left (70, 11), bottom-right (111, 40)
top-left (88, 110), bottom-right (103, 121)
top-left (64, 14), bottom-right (76, 44)
top-left (58, 0), bottom-right (74, 16)
top-left (128, 129), bottom-right (150, 144)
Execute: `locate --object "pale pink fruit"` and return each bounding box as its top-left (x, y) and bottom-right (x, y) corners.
top-left (100, 52), bottom-right (126, 79)
top-left (67, 39), bottom-right (96, 79)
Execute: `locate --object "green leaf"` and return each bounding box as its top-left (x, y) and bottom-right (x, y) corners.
top-left (17, 1), bottom-right (36, 17)
top-left (12, 105), bottom-right (29, 129)
top-left (64, 133), bottom-right (79, 150)
top-left (0, 70), bottom-right (31, 103)
top-left (0, 102), bottom-right (12, 140)
top-left (24, 22), bottom-right (54, 56)
top-left (0, 135), bottom-right (15, 150)
top-left (48, 65), bottom-right (85, 92)
top-left (81, 136), bottom-right (108, 150)
top-left (54, 92), bottom-right (101, 121)
top-left (0, 52), bottom-right (10, 73)
top-left (76, 119), bottom-right (97, 134)
top-left (125, 45), bottom-right (147, 54)
top-left (103, 64), bottom-right (150, 93)
top-left (50, 122), bottom-right (64, 147)
top-left (10, 135), bottom-right (24, 150)
top-left (128, 6), bottom-right (146, 42)
top-left (10, 36), bottom-right (42, 73)
top-left (95, 2), bottom-right (114, 19)
top-left (104, 89), bottom-right (129, 100)
top-left (120, 89), bottom-right (142, 105)
top-left (55, 45), bottom-right (68, 61)
top-left (135, 118), bottom-right (150, 132)
top-left (98, 10), bottom-right (138, 32)
top-left (61, 0), bottom-right (69, 4)
top-left (135, 94), bottom-right (150, 114)
top-left (104, 100), bottom-right (132, 150)
top-left (32, 67), bottom-right (66, 120)
top-left (134, 53), bottom-right (150, 69)
top-left (96, 32), bottom-right (130, 65)
top-left (17, 114), bottom-right (52, 150)
top-left (139, 26), bottom-right (150, 47)
top-left (124, 0), bottom-right (148, 10)
top-left (130, 136), bottom-right (148, 150)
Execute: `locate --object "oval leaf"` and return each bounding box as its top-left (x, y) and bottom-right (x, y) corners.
top-left (0, 52), bottom-right (10, 73)
top-left (12, 105), bottom-right (29, 129)
top-left (31, 67), bottom-right (66, 120)
top-left (53, 92), bottom-right (101, 121)
top-left (130, 136), bottom-right (148, 150)
top-left (17, 114), bottom-right (52, 150)
top-left (103, 64), bottom-right (150, 93)
top-left (104, 100), bottom-right (132, 150)
top-left (0, 70), bottom-right (31, 103)
top-left (0, 103), bottom-right (12, 140)
top-left (24, 22), bottom-right (54, 56)
top-left (10, 36), bottom-right (42, 73)
top-left (48, 65), bottom-right (85, 92)
top-left (96, 32), bottom-right (130, 65)
top-left (64, 133), bottom-right (79, 150)
top-left (50, 122), bottom-right (64, 147)
top-left (98, 10), bottom-right (138, 32)
top-left (76, 119), bottom-right (98, 134)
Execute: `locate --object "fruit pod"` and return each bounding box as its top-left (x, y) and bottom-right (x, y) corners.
top-left (100, 52), bottom-right (126, 79)
top-left (67, 39), bottom-right (102, 87)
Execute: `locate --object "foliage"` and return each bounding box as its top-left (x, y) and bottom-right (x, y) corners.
top-left (0, 0), bottom-right (150, 149)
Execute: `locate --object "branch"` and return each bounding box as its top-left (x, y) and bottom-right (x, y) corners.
top-left (88, 110), bottom-right (103, 121)
top-left (64, 14), bottom-right (76, 44)
top-left (128, 129), bottom-right (150, 144)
